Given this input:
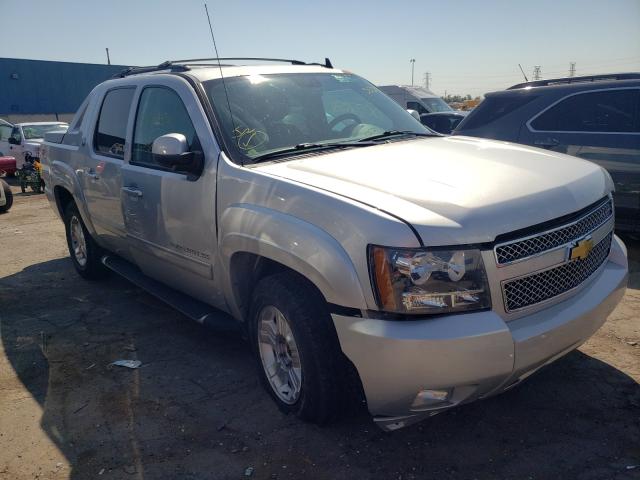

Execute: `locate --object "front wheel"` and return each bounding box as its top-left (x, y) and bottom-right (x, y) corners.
top-left (250, 272), bottom-right (348, 424)
top-left (63, 203), bottom-right (108, 280)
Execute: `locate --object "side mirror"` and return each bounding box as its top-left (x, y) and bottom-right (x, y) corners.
top-left (8, 137), bottom-right (19, 145)
top-left (151, 133), bottom-right (203, 178)
top-left (406, 109), bottom-right (421, 122)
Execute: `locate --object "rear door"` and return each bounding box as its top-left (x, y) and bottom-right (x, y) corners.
top-left (520, 87), bottom-right (640, 213)
top-left (119, 76), bottom-right (222, 305)
top-left (83, 86), bottom-right (135, 251)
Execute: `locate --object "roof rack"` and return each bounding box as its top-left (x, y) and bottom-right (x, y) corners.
top-left (508, 72), bottom-right (640, 90)
top-left (112, 57), bottom-right (334, 78)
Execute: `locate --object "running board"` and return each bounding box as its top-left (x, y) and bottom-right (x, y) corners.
top-left (101, 255), bottom-right (240, 334)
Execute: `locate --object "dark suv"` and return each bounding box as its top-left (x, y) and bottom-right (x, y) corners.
top-left (454, 73), bottom-right (640, 232)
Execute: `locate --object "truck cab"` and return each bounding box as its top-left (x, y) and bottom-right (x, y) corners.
top-left (0, 122), bottom-right (68, 168)
top-left (42, 59), bottom-right (627, 431)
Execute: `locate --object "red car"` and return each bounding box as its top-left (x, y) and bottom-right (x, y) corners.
top-left (0, 156), bottom-right (16, 176)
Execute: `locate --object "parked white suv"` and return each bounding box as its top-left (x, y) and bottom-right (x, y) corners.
top-left (42, 58), bottom-right (627, 431)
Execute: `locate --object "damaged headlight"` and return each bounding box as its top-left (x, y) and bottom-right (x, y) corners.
top-left (369, 245), bottom-right (491, 315)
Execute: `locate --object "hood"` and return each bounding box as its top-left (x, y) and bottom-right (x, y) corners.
top-left (256, 136), bottom-right (612, 246)
top-left (24, 139), bottom-right (44, 148)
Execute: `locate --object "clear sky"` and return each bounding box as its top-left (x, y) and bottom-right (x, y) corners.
top-left (3, 0), bottom-right (639, 97)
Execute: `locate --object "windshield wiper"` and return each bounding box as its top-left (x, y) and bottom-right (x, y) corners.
top-left (251, 141), bottom-right (375, 164)
top-left (357, 130), bottom-right (435, 142)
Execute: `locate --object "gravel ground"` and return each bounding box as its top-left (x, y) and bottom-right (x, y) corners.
top-left (1, 179), bottom-right (638, 480)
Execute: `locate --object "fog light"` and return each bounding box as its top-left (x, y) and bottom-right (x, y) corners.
top-left (411, 389), bottom-right (451, 410)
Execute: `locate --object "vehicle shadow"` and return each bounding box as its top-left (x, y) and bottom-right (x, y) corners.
top-left (1, 243), bottom-right (638, 479)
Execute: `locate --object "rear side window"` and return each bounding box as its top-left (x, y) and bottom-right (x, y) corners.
top-left (70, 101), bottom-right (88, 130)
top-left (94, 88), bottom-right (135, 158)
top-left (131, 87), bottom-right (199, 167)
top-left (531, 89), bottom-right (639, 133)
top-left (458, 94), bottom-right (537, 130)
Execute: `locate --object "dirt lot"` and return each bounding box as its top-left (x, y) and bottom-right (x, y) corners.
top-left (1, 181), bottom-right (638, 480)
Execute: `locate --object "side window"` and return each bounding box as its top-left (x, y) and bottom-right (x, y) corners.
top-left (94, 88), bottom-right (135, 159)
top-left (0, 124), bottom-right (12, 141)
top-left (531, 89), bottom-right (640, 133)
top-left (10, 127), bottom-right (22, 144)
top-left (71, 101), bottom-right (88, 131)
top-left (407, 101), bottom-right (428, 115)
top-left (131, 87), bottom-right (199, 167)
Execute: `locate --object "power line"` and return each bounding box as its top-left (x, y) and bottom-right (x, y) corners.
top-left (435, 58), bottom-right (640, 80)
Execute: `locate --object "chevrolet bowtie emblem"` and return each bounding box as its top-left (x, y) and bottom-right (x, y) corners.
top-left (569, 237), bottom-right (594, 261)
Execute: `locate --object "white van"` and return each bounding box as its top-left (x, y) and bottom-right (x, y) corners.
top-left (378, 85), bottom-right (453, 115)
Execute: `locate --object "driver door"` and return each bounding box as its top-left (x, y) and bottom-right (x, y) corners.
top-left (120, 77), bottom-right (223, 306)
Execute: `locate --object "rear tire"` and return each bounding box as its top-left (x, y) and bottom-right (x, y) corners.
top-left (63, 203), bottom-right (108, 280)
top-left (0, 179), bottom-right (12, 213)
top-left (249, 272), bottom-right (348, 424)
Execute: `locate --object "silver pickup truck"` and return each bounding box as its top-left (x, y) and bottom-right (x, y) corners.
top-left (42, 58), bottom-right (628, 431)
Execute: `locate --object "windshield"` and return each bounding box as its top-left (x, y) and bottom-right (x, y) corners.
top-left (420, 97), bottom-right (453, 113)
top-left (22, 124), bottom-right (68, 140)
top-left (203, 73), bottom-right (428, 162)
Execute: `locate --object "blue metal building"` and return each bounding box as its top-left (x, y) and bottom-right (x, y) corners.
top-left (0, 58), bottom-right (129, 117)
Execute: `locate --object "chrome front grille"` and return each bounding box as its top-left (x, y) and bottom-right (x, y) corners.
top-left (495, 198), bottom-right (613, 265)
top-left (502, 233), bottom-right (612, 312)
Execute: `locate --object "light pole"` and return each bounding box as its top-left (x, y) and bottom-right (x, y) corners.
top-left (410, 59), bottom-right (415, 86)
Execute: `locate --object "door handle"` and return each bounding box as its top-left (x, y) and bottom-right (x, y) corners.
top-left (122, 186), bottom-right (143, 198)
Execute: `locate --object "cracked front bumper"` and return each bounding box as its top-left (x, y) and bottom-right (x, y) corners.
top-left (332, 236), bottom-right (628, 431)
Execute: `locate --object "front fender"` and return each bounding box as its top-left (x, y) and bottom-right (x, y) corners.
top-left (220, 204), bottom-right (367, 318)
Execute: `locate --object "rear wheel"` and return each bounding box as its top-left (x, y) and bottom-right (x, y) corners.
top-left (0, 179), bottom-right (12, 213)
top-left (63, 203), bottom-right (108, 280)
top-left (249, 272), bottom-right (348, 424)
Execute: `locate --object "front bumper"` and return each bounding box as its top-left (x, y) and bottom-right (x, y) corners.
top-left (332, 235), bottom-right (628, 431)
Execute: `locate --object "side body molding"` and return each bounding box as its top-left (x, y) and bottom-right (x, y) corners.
top-left (219, 203), bottom-right (367, 319)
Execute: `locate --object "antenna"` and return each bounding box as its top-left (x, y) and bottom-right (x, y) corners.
top-left (518, 64), bottom-right (528, 82)
top-left (204, 3), bottom-right (239, 161)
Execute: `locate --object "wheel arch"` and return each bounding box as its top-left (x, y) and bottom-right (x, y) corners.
top-left (49, 160), bottom-right (97, 235)
top-left (220, 205), bottom-right (367, 321)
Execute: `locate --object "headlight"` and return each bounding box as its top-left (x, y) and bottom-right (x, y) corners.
top-left (369, 245), bottom-right (491, 315)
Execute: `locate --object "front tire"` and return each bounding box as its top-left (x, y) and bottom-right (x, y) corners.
top-left (250, 272), bottom-right (348, 424)
top-left (63, 203), bottom-right (107, 280)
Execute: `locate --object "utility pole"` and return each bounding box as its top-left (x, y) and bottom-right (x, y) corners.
top-left (424, 72), bottom-right (431, 90)
top-left (105, 48), bottom-right (111, 65)
top-left (569, 62), bottom-right (576, 77)
top-left (410, 59), bottom-right (415, 86)
top-left (533, 65), bottom-right (541, 80)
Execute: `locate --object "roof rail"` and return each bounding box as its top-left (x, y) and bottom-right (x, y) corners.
top-left (508, 72), bottom-right (640, 90)
top-left (112, 57), bottom-right (334, 78)
top-left (111, 61), bottom-right (190, 78)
